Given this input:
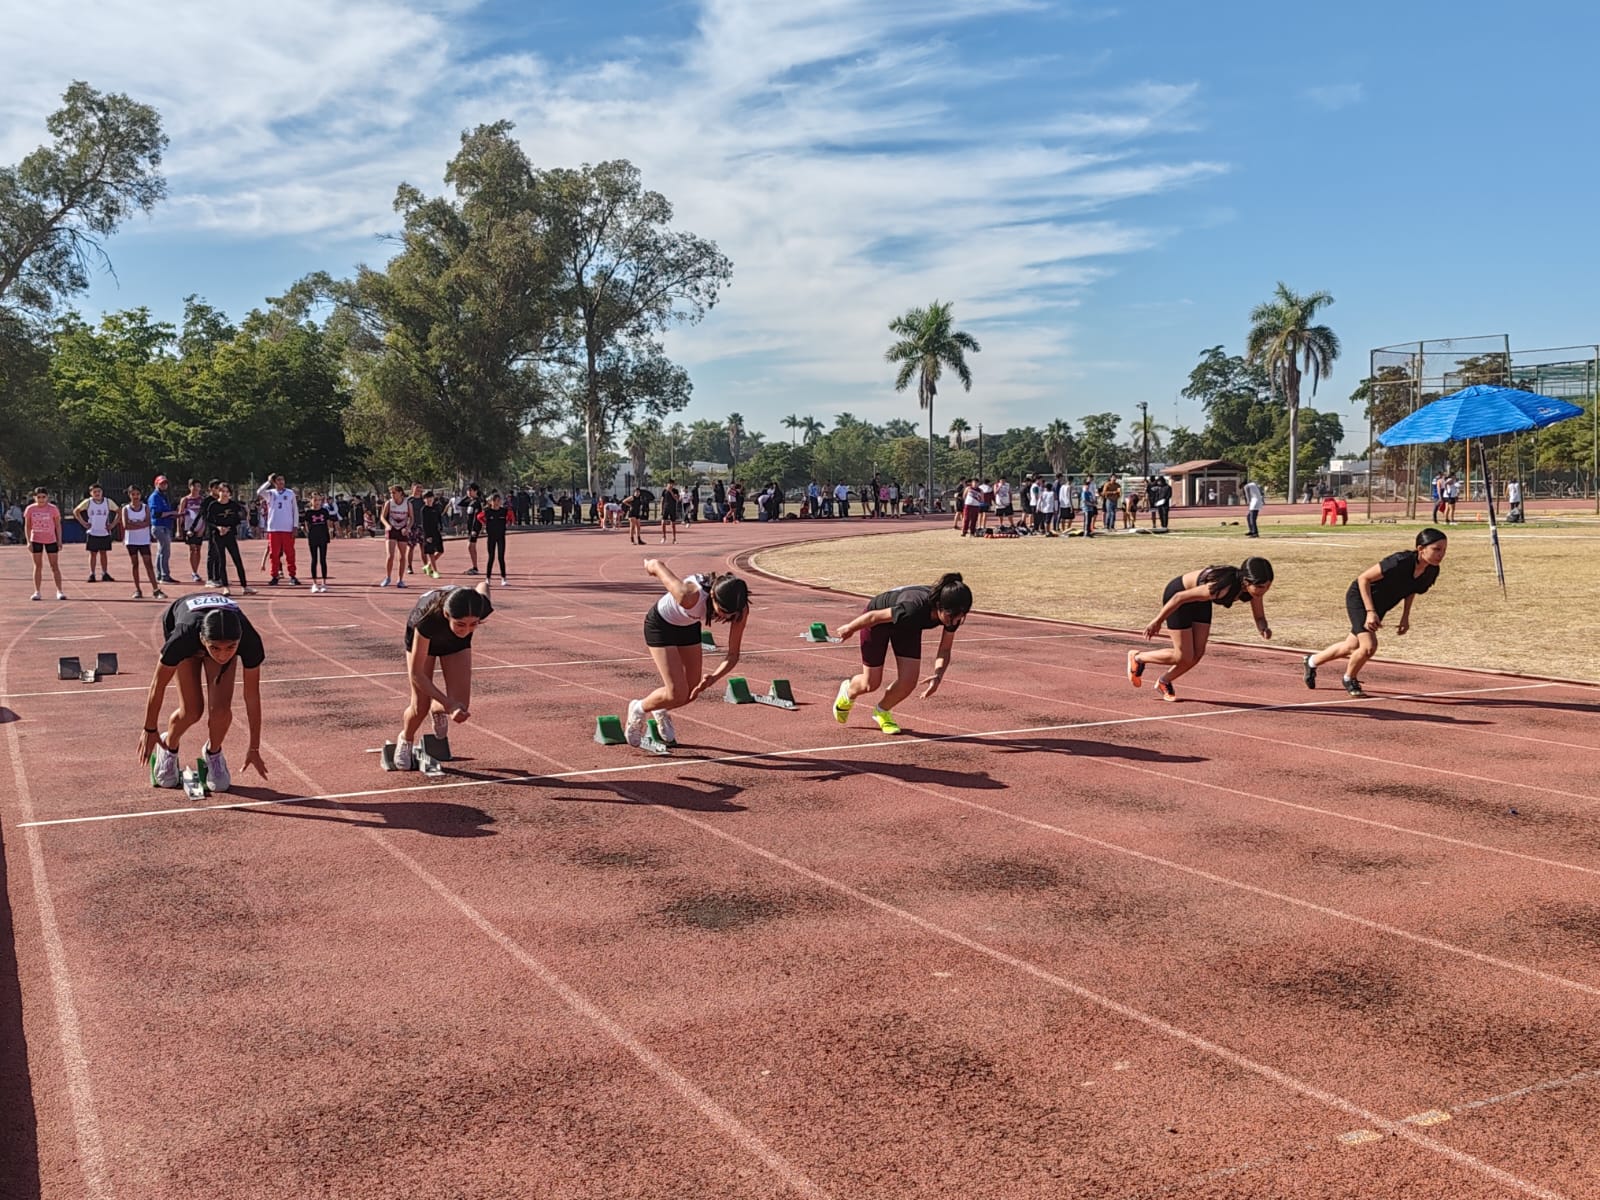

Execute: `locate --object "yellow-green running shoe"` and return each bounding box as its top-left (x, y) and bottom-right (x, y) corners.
top-left (834, 680), bottom-right (854, 724)
top-left (872, 707), bottom-right (901, 735)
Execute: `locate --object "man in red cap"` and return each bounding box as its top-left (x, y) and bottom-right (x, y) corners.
top-left (149, 474), bottom-right (177, 584)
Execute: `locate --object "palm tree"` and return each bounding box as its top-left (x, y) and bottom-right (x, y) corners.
top-left (948, 417), bottom-right (970, 449)
top-left (667, 421), bottom-right (686, 475)
top-left (1246, 283), bottom-right (1340, 502)
top-left (782, 413), bottom-right (802, 445)
top-left (1043, 419), bottom-right (1074, 475)
top-left (799, 416), bottom-right (825, 445)
top-left (880, 418), bottom-right (916, 439)
top-left (726, 412), bottom-right (745, 470)
top-left (885, 300), bottom-right (981, 510)
top-left (626, 419), bottom-right (659, 488)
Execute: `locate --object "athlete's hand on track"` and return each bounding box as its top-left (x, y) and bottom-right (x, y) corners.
top-left (1143, 619), bottom-right (1163, 639)
top-left (919, 675), bottom-right (942, 698)
top-left (688, 672), bottom-right (716, 701)
top-left (136, 729), bottom-right (158, 764)
top-left (243, 749), bottom-right (268, 778)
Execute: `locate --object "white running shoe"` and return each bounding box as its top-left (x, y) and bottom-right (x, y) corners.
top-left (191, 572), bottom-right (202, 583)
top-left (30, 591), bottom-right (40, 601)
top-left (653, 709), bottom-right (677, 746)
top-left (56, 591), bottom-right (67, 601)
top-left (150, 743), bottom-right (181, 788)
top-left (393, 740), bottom-right (414, 771)
top-left (624, 699), bottom-right (647, 748)
top-left (380, 578), bottom-right (392, 588)
top-left (202, 745), bottom-right (231, 793)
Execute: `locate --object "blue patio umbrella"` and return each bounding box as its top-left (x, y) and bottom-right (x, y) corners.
top-left (1377, 384), bottom-right (1585, 591)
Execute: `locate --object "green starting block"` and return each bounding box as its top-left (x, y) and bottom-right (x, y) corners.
top-left (701, 628), bottom-right (718, 651)
top-left (641, 718), bottom-right (670, 755)
top-left (801, 622), bottom-right (841, 644)
top-left (724, 676), bottom-right (798, 710)
top-left (594, 715), bottom-right (626, 745)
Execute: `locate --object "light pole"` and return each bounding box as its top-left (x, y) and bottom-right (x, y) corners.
top-left (1136, 401), bottom-right (1150, 480)
top-left (977, 421), bottom-right (984, 479)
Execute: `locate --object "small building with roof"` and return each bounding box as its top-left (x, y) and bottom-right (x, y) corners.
top-left (1160, 459), bottom-right (1246, 506)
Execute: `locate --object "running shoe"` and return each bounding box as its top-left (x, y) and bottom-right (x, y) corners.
top-left (465, 567), bottom-right (480, 576)
top-left (149, 743), bottom-right (181, 789)
top-left (653, 709), bottom-right (678, 746)
top-left (29, 591), bottom-right (40, 602)
top-left (191, 572), bottom-right (202, 583)
top-left (834, 680), bottom-right (854, 724)
top-left (499, 577), bottom-right (509, 587)
top-left (1302, 655), bottom-right (1317, 690)
top-left (1155, 677), bottom-right (1176, 702)
top-left (392, 740), bottom-right (414, 771)
top-left (132, 589), bottom-right (143, 600)
top-left (267, 576), bottom-right (279, 586)
top-left (56, 591), bottom-right (66, 601)
top-left (102, 573), bottom-right (115, 582)
top-left (241, 586), bottom-right (257, 595)
top-left (289, 577), bottom-right (301, 586)
top-left (380, 578), bottom-right (392, 587)
top-left (624, 699), bottom-right (647, 748)
top-left (872, 707), bottom-right (902, 735)
top-left (201, 744), bottom-right (231, 793)
top-left (1127, 651), bottom-right (1144, 688)
top-left (220, 587), bottom-right (231, 597)
top-left (1342, 676), bottom-right (1368, 699)
top-left (153, 589), bottom-right (166, 600)
top-left (87, 573), bottom-right (97, 583)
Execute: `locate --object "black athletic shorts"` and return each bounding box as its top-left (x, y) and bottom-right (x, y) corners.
top-left (85, 534), bottom-right (113, 552)
top-left (29, 541), bottom-right (59, 554)
top-left (643, 605), bottom-right (702, 648)
top-left (859, 609), bottom-right (925, 668)
top-left (423, 534), bottom-right (444, 555)
top-left (1164, 575), bottom-right (1212, 631)
top-left (1345, 584), bottom-right (1387, 636)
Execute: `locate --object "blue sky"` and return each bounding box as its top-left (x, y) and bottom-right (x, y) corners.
top-left (4, 0), bottom-right (1598, 452)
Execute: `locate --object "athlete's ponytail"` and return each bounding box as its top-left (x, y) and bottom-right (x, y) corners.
top-left (928, 572), bottom-right (973, 619)
top-left (706, 572), bottom-right (751, 618)
top-left (420, 586), bottom-right (492, 624)
top-left (199, 608), bottom-right (244, 644)
top-left (1240, 557), bottom-right (1274, 586)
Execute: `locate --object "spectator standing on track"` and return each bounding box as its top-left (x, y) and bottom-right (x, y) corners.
top-left (1129, 558), bottom-right (1275, 702)
top-left (302, 490), bottom-right (333, 592)
top-left (379, 484), bottom-right (412, 589)
top-left (832, 573), bottom-right (973, 736)
top-left (461, 483), bottom-right (484, 575)
top-left (477, 491), bottom-right (510, 585)
top-left (1034, 474), bottom-right (1058, 535)
top-left (73, 483), bottom-right (119, 583)
top-left (385, 582), bottom-right (494, 772)
top-left (256, 472), bottom-right (301, 586)
top-left (993, 475), bottom-right (1013, 532)
top-left (1149, 475), bottom-right (1171, 529)
top-left (405, 483), bottom-right (426, 576)
top-left (179, 479), bottom-right (208, 582)
top-left (960, 478), bottom-right (984, 536)
top-left (627, 558), bottom-right (751, 750)
top-left (1100, 474), bottom-right (1122, 531)
top-left (1441, 474), bottom-right (1459, 524)
top-left (24, 486), bottom-right (67, 601)
top-left (1080, 476), bottom-right (1096, 537)
top-left (140, 593), bottom-right (268, 795)
top-left (149, 475), bottom-right (177, 584)
top-left (833, 480), bottom-right (849, 519)
top-left (660, 480), bottom-right (681, 544)
top-left (204, 482), bottom-right (254, 595)
top-left (1430, 471), bottom-right (1445, 523)
top-left (1244, 477), bottom-right (1265, 538)
top-left (627, 484), bottom-right (649, 544)
top-left (120, 484), bottom-right (163, 600)
top-left (1302, 528), bottom-right (1447, 699)
top-left (419, 491), bottom-right (445, 578)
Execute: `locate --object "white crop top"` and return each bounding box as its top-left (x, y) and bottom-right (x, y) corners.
top-left (654, 574), bottom-right (709, 625)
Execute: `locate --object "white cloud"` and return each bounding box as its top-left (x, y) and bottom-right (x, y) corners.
top-left (0, 0), bottom-right (1224, 433)
top-left (1304, 82), bottom-right (1364, 111)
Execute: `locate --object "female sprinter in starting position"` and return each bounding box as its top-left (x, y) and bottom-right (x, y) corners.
top-left (627, 559), bottom-right (751, 748)
top-left (1129, 557), bottom-right (1275, 701)
top-left (1303, 527), bottom-right (1447, 698)
top-left (138, 593), bottom-right (268, 794)
top-left (388, 582), bottom-right (494, 770)
top-left (833, 572), bottom-right (973, 735)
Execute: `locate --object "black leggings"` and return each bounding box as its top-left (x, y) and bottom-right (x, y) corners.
top-left (485, 532), bottom-right (506, 577)
top-left (308, 536), bottom-right (329, 580)
top-left (210, 532), bottom-right (247, 587)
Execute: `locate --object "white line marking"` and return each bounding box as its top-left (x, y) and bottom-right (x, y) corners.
top-left (1, 616), bottom-right (110, 1197)
top-left (1452, 1066), bottom-right (1600, 1114)
top-left (39, 634), bottom-right (107, 641)
top-left (18, 681), bottom-right (1554, 829)
top-left (307, 624), bottom-right (359, 631)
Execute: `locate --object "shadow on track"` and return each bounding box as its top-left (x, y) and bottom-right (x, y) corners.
top-left (540, 774), bottom-right (747, 812)
top-left (956, 735), bottom-right (1208, 764)
top-left (245, 798), bottom-right (497, 837)
top-left (0, 822), bottom-right (42, 1199)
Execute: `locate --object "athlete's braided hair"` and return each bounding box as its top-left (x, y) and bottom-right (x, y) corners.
top-left (199, 608), bottom-right (244, 644)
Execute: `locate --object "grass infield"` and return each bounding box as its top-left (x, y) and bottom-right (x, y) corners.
top-left (756, 516), bottom-right (1600, 683)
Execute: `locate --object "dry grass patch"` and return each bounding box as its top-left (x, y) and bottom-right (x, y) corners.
top-left (756, 522), bottom-right (1600, 682)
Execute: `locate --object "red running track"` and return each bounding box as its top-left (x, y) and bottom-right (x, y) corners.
top-left (2, 522), bottom-right (1599, 1199)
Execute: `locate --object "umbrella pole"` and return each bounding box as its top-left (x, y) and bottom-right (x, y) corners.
top-left (1478, 440), bottom-right (1507, 596)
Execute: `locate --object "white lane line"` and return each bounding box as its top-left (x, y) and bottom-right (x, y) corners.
top-left (1, 616), bottom-right (110, 1198)
top-left (39, 634), bottom-right (108, 641)
top-left (18, 681), bottom-right (1553, 829)
top-left (1453, 1066), bottom-right (1600, 1114)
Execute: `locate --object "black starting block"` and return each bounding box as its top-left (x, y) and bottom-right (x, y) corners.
top-left (415, 746), bottom-right (446, 779)
top-left (58, 651), bottom-right (118, 683)
top-left (58, 656), bottom-right (81, 680)
top-left (421, 732), bottom-right (451, 762)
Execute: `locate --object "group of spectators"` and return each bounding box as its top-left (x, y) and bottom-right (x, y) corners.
top-left (947, 472), bottom-right (1176, 538)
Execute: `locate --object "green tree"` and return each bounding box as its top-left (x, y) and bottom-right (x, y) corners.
top-left (625, 418), bottom-right (659, 486)
top-left (0, 82), bottom-right (167, 319)
top-left (948, 416), bottom-right (970, 448)
top-left (0, 316), bottom-right (62, 483)
top-left (781, 413), bottom-right (802, 445)
top-left (743, 442), bottom-right (812, 492)
top-left (798, 415), bottom-right (825, 445)
top-left (1076, 413), bottom-right (1125, 474)
top-left (879, 417), bottom-right (916, 439)
top-left (726, 412), bottom-right (745, 469)
top-left (540, 158), bottom-right (731, 493)
top-left (1165, 426), bottom-right (1209, 464)
top-left (1246, 283), bottom-right (1340, 504)
top-left (885, 299), bottom-right (981, 504)
top-left (1042, 419), bottom-right (1075, 475)
top-left (991, 426), bottom-right (1045, 482)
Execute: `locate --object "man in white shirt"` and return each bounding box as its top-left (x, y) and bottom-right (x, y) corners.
top-left (1034, 473), bottom-right (1058, 536)
top-left (256, 472), bottom-right (301, 585)
top-left (833, 481), bottom-right (850, 518)
top-left (993, 476), bottom-right (1013, 531)
top-left (1244, 478), bottom-right (1265, 537)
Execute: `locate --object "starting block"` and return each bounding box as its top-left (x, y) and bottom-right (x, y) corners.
top-left (421, 732), bottom-right (451, 762)
top-left (595, 715), bottom-right (626, 745)
top-left (701, 628), bottom-right (719, 652)
top-left (58, 651), bottom-right (118, 683)
top-left (380, 742), bottom-right (411, 772)
top-left (641, 717), bottom-right (670, 755)
top-left (181, 764), bottom-right (207, 801)
top-left (415, 746), bottom-right (446, 779)
top-left (801, 622), bottom-right (842, 644)
top-left (58, 656), bottom-right (81, 680)
top-left (96, 652), bottom-right (118, 676)
top-left (723, 676), bottom-right (798, 709)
